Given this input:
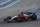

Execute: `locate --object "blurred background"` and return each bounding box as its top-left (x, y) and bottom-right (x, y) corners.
top-left (0, 0), bottom-right (40, 18)
top-left (0, 0), bottom-right (40, 27)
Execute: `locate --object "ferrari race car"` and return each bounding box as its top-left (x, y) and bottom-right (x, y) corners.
top-left (4, 12), bottom-right (37, 23)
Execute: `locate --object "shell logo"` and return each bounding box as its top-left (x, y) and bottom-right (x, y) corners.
top-left (0, 0), bottom-right (21, 9)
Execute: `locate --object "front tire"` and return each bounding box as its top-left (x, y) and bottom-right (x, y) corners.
top-left (4, 16), bottom-right (11, 22)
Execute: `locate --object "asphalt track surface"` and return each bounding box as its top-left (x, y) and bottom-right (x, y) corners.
top-left (0, 20), bottom-right (40, 27)
top-left (0, 0), bottom-right (40, 27)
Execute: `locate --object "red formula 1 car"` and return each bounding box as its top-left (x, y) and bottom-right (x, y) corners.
top-left (4, 12), bottom-right (37, 23)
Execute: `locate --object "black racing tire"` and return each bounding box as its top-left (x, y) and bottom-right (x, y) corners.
top-left (33, 15), bottom-right (37, 20)
top-left (4, 16), bottom-right (11, 22)
top-left (31, 15), bottom-right (37, 21)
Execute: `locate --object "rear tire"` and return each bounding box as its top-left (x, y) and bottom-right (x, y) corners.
top-left (33, 15), bottom-right (37, 20)
top-left (30, 15), bottom-right (37, 21)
